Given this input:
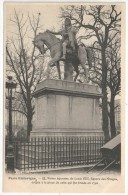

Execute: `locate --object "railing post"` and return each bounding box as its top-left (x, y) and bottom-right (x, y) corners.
top-left (28, 140), bottom-right (29, 170)
top-left (34, 137), bottom-right (36, 170)
top-left (87, 137), bottom-right (89, 165)
top-left (54, 136), bottom-right (55, 168)
top-left (38, 137), bottom-right (39, 170)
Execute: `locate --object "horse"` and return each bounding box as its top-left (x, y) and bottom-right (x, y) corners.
top-left (33, 31), bottom-right (93, 81)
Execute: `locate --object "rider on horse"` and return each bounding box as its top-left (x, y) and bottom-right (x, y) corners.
top-left (47, 18), bottom-right (78, 60)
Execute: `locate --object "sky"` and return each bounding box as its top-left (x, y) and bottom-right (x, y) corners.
top-left (5, 3), bottom-right (63, 33)
top-left (4, 3), bottom-right (122, 46)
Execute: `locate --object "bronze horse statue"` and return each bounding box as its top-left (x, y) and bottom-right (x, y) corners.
top-left (33, 31), bottom-right (93, 81)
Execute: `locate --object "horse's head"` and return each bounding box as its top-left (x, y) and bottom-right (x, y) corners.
top-left (33, 33), bottom-right (45, 55)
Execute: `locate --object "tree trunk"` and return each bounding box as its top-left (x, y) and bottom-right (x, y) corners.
top-left (101, 48), bottom-right (110, 142)
top-left (110, 94), bottom-right (116, 138)
top-left (26, 98), bottom-right (33, 141)
top-left (27, 114), bottom-right (32, 141)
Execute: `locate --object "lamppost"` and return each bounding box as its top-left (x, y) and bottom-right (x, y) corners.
top-left (6, 76), bottom-right (17, 172)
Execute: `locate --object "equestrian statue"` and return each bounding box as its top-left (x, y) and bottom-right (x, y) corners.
top-left (33, 18), bottom-right (93, 82)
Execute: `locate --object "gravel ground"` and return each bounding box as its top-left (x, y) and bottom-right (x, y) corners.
top-left (46, 164), bottom-right (121, 176)
top-left (12, 163), bottom-right (121, 176)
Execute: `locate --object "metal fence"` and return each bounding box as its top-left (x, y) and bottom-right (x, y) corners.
top-left (8, 136), bottom-right (105, 171)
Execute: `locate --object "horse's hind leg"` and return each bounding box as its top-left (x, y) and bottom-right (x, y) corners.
top-left (74, 64), bottom-right (79, 82)
top-left (74, 72), bottom-right (79, 82)
top-left (46, 58), bottom-right (56, 78)
top-left (78, 45), bottom-right (89, 82)
top-left (81, 63), bottom-right (89, 82)
top-left (55, 61), bottom-right (61, 79)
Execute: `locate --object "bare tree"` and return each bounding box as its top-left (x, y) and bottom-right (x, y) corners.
top-left (60, 5), bottom-right (121, 141)
top-left (107, 37), bottom-right (121, 138)
top-left (6, 10), bottom-right (46, 139)
top-left (79, 36), bottom-right (121, 138)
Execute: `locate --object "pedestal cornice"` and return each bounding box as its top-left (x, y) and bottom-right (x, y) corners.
top-left (33, 79), bottom-right (102, 98)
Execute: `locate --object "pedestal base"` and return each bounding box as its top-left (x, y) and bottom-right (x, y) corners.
top-left (31, 129), bottom-right (103, 137)
top-left (31, 79), bottom-right (103, 138)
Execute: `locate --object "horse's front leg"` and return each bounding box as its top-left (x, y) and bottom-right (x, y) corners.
top-left (48, 53), bottom-right (61, 67)
top-left (47, 54), bottom-right (61, 79)
top-left (46, 59), bottom-right (55, 79)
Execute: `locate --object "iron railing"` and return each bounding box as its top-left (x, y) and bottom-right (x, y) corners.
top-left (6, 136), bottom-right (105, 171)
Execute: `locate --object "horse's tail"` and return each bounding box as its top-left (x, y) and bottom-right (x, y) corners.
top-left (85, 47), bottom-right (93, 69)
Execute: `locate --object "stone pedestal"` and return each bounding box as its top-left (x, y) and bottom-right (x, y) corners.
top-left (31, 79), bottom-right (103, 137)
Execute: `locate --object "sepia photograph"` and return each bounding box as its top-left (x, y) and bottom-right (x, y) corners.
top-left (3, 2), bottom-right (125, 193)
